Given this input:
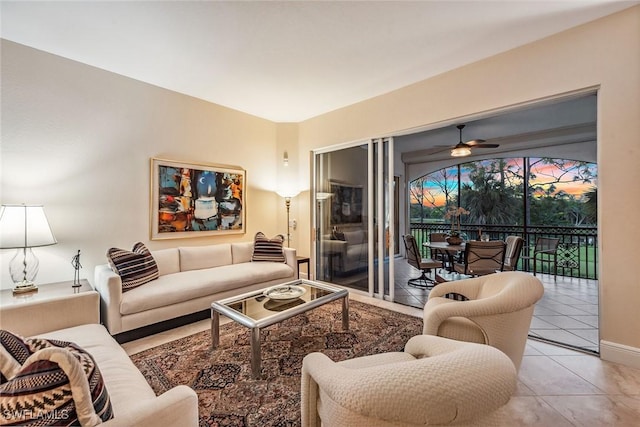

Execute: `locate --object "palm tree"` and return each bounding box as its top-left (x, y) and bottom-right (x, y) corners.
top-left (584, 187), bottom-right (597, 224)
top-left (459, 161), bottom-right (521, 225)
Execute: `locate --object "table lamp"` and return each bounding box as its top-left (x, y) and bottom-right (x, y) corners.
top-left (0, 204), bottom-right (57, 294)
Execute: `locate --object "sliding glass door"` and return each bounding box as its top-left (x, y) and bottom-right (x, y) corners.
top-left (313, 138), bottom-right (394, 301)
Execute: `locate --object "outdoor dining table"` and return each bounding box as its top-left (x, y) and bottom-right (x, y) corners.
top-left (424, 241), bottom-right (466, 272)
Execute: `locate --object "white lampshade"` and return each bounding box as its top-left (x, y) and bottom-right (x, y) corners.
top-left (0, 205), bottom-right (57, 249)
top-left (276, 185), bottom-right (300, 199)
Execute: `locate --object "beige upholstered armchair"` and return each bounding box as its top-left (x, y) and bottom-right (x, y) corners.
top-left (301, 335), bottom-right (517, 427)
top-left (423, 271), bottom-right (544, 371)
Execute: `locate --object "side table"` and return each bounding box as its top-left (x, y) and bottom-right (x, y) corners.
top-left (296, 256), bottom-right (310, 279)
top-left (0, 279), bottom-right (99, 336)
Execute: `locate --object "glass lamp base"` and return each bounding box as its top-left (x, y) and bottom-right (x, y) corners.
top-left (9, 247), bottom-right (40, 284)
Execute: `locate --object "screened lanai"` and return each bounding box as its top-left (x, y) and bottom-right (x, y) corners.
top-left (311, 93), bottom-right (599, 354)
top-left (394, 93), bottom-right (599, 354)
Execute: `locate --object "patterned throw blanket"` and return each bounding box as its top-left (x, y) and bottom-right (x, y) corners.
top-left (0, 331), bottom-right (112, 426)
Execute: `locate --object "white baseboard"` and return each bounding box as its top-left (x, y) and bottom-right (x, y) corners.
top-left (600, 340), bottom-right (640, 370)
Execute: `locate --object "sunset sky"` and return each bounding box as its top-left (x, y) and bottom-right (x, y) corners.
top-left (412, 158), bottom-right (597, 207)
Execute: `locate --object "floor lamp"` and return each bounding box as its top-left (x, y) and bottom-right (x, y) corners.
top-left (276, 190), bottom-right (299, 247)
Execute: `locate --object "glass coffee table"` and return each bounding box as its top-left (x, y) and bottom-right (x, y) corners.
top-left (211, 279), bottom-right (349, 379)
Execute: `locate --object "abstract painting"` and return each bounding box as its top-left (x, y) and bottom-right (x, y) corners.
top-left (150, 158), bottom-right (246, 239)
top-left (330, 181), bottom-right (363, 224)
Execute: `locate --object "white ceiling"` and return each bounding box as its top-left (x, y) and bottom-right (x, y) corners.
top-left (1, 1), bottom-right (637, 122)
top-left (397, 93), bottom-right (597, 161)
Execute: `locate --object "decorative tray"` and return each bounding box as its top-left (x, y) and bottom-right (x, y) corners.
top-left (263, 285), bottom-right (306, 300)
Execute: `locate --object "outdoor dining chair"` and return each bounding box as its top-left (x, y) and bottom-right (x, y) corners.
top-left (403, 235), bottom-right (442, 289)
top-left (503, 236), bottom-right (524, 271)
top-left (520, 237), bottom-right (560, 280)
top-left (428, 232), bottom-right (448, 266)
top-left (453, 240), bottom-right (506, 276)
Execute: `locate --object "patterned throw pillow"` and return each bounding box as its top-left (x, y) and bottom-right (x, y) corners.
top-left (0, 336), bottom-right (113, 426)
top-left (251, 232), bottom-right (286, 262)
top-left (107, 242), bottom-right (159, 292)
top-left (331, 229), bottom-right (345, 241)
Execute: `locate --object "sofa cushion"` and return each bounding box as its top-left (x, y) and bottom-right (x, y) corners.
top-left (252, 232), bottom-right (285, 262)
top-left (179, 244), bottom-right (232, 272)
top-left (107, 242), bottom-right (159, 292)
top-left (343, 230), bottom-right (366, 245)
top-left (231, 241), bottom-right (254, 264)
top-left (120, 262), bottom-right (294, 315)
top-left (152, 248), bottom-right (180, 276)
top-left (0, 336), bottom-right (113, 426)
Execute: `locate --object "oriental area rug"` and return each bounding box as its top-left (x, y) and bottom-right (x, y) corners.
top-left (130, 299), bottom-right (423, 427)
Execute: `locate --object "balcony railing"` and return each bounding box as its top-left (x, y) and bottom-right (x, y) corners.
top-left (410, 223), bottom-right (598, 279)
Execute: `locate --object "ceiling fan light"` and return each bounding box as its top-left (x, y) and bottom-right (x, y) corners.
top-left (451, 146), bottom-right (471, 157)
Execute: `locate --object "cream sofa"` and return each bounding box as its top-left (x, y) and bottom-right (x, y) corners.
top-left (3, 307), bottom-right (197, 426)
top-left (94, 242), bottom-right (297, 335)
top-left (37, 323), bottom-right (199, 427)
top-left (321, 229), bottom-right (367, 276)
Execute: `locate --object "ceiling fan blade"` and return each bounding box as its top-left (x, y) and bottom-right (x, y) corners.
top-left (464, 139), bottom-right (486, 146)
top-left (473, 143), bottom-right (500, 148)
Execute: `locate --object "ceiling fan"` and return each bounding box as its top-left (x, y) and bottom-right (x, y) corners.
top-left (445, 124), bottom-right (499, 157)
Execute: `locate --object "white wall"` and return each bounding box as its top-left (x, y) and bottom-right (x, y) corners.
top-left (1, 40), bottom-right (282, 288)
top-left (275, 123), bottom-right (303, 247)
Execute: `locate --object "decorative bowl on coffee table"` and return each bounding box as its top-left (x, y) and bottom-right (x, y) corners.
top-left (263, 284), bottom-right (307, 300)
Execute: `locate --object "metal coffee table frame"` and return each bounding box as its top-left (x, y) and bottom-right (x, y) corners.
top-left (211, 279), bottom-right (349, 379)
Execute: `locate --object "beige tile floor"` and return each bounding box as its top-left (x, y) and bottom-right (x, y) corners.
top-left (122, 292), bottom-right (640, 426)
top-left (395, 262), bottom-right (600, 353)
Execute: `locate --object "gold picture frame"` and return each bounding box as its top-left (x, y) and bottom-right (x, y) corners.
top-left (150, 158), bottom-right (246, 240)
